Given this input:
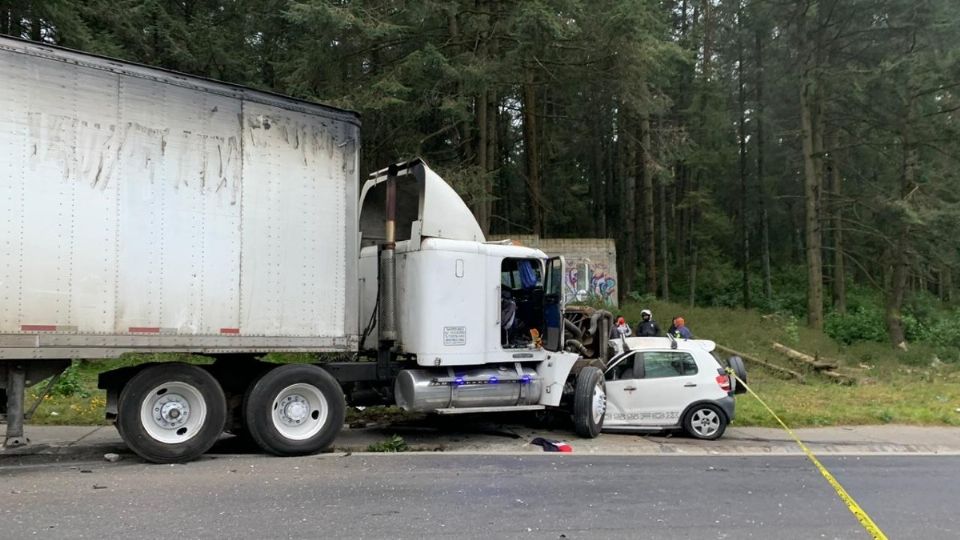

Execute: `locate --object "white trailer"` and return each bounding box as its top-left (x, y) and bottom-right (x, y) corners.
top-left (0, 37), bottom-right (612, 463)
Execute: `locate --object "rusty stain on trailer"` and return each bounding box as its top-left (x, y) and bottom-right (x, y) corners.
top-left (25, 110), bottom-right (246, 197)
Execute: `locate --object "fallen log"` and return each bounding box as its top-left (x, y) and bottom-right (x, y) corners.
top-left (819, 369), bottom-right (857, 385)
top-left (771, 342), bottom-right (839, 370)
top-left (715, 344), bottom-right (805, 382)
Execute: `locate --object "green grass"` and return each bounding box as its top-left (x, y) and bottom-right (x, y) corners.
top-left (615, 299), bottom-right (960, 427)
top-left (366, 434), bottom-right (409, 452)
top-left (25, 303), bottom-right (960, 428)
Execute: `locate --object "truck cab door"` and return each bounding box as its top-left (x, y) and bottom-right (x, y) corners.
top-left (543, 256), bottom-right (566, 352)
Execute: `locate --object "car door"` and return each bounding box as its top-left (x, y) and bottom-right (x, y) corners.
top-left (603, 352), bottom-right (641, 427)
top-left (604, 350), bottom-right (702, 427)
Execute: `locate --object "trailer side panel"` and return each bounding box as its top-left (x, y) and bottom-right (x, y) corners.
top-left (0, 38), bottom-right (359, 359)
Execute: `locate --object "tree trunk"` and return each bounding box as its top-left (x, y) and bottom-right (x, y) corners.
top-left (885, 250), bottom-right (909, 350)
top-left (591, 107), bottom-right (607, 237)
top-left (522, 73), bottom-right (542, 237)
top-left (619, 110), bottom-right (637, 299)
top-left (800, 69), bottom-right (824, 330)
top-left (10, 3), bottom-right (22, 38)
top-left (675, 170), bottom-right (687, 269)
top-left (659, 177), bottom-right (670, 301)
top-left (640, 115), bottom-right (657, 295)
top-left (943, 267), bottom-right (953, 303)
top-left (688, 173), bottom-right (700, 307)
top-left (475, 90), bottom-right (490, 235)
top-left (486, 90), bottom-right (497, 233)
top-left (1, 5), bottom-right (9, 35)
top-left (499, 100), bottom-right (512, 234)
top-left (605, 110), bottom-right (618, 239)
top-left (829, 131), bottom-right (846, 313)
top-left (755, 27), bottom-right (772, 302)
top-left (737, 5), bottom-right (750, 309)
top-left (30, 9), bottom-right (41, 42)
top-left (688, 242), bottom-right (698, 307)
top-left (700, 0), bottom-right (714, 80)
top-left (886, 109), bottom-right (918, 350)
top-left (761, 208), bottom-right (772, 300)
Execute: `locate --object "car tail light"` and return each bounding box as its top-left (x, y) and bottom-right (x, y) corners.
top-left (715, 374), bottom-right (731, 393)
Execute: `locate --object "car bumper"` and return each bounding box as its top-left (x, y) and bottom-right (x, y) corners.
top-left (717, 395), bottom-right (736, 423)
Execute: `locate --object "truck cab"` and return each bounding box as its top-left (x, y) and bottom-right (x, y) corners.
top-left (357, 160), bottom-right (585, 416)
top-left (358, 159), bottom-right (566, 365)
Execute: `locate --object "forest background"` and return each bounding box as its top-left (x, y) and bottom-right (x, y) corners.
top-left (4, 0), bottom-right (960, 354)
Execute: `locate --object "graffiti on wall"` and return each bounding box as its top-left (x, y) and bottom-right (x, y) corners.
top-left (564, 259), bottom-right (617, 306)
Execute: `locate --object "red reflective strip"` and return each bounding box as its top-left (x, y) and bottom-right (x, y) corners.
top-left (128, 327), bottom-right (161, 333)
top-left (21, 324), bottom-right (57, 332)
top-left (220, 328), bottom-right (240, 335)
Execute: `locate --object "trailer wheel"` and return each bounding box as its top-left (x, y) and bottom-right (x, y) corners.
top-left (573, 366), bottom-right (606, 438)
top-left (243, 364), bottom-right (345, 456)
top-left (117, 363), bottom-right (227, 464)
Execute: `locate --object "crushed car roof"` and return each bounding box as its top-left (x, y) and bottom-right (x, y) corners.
top-left (619, 337), bottom-right (717, 353)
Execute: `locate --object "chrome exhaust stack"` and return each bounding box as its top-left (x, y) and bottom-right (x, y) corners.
top-left (376, 165), bottom-right (399, 379)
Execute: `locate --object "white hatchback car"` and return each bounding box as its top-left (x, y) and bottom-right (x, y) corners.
top-left (602, 337), bottom-right (746, 440)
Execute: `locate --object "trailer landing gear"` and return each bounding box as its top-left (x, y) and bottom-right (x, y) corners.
top-left (2, 360), bottom-right (71, 450)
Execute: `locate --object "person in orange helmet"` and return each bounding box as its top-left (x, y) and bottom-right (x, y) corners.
top-left (667, 316), bottom-right (693, 340)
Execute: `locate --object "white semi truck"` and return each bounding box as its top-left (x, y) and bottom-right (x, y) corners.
top-left (0, 36), bottom-right (613, 463)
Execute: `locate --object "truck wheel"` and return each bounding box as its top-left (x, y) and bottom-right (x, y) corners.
top-left (573, 367), bottom-right (606, 438)
top-left (243, 364), bottom-right (345, 456)
top-left (683, 403), bottom-right (727, 440)
top-left (117, 363), bottom-right (227, 464)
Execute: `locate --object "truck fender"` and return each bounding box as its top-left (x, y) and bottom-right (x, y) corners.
top-left (535, 351), bottom-right (579, 407)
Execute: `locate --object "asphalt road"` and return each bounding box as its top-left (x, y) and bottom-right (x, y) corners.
top-left (1, 454), bottom-right (956, 539)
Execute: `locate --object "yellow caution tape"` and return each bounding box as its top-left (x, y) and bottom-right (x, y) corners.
top-left (726, 368), bottom-right (889, 540)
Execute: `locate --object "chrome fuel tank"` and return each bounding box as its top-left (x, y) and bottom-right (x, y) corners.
top-left (394, 364), bottom-right (541, 412)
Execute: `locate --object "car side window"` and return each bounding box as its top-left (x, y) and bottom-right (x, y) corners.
top-left (641, 351), bottom-right (698, 379)
top-left (605, 353), bottom-right (638, 381)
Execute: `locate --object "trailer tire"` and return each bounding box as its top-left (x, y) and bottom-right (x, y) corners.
top-left (117, 363), bottom-right (227, 464)
top-left (573, 366), bottom-right (606, 438)
top-left (243, 364), bottom-right (345, 456)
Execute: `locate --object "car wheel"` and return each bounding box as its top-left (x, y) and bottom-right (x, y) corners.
top-left (243, 364), bottom-right (345, 456)
top-left (728, 356), bottom-right (748, 394)
top-left (573, 367), bottom-right (606, 438)
top-left (683, 403), bottom-right (727, 440)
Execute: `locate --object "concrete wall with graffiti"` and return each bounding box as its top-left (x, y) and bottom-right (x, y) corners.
top-left (488, 235), bottom-right (619, 307)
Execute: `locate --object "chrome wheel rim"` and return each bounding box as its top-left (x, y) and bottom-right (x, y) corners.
top-left (592, 381), bottom-right (607, 424)
top-left (690, 408), bottom-right (720, 438)
top-left (271, 383), bottom-right (329, 441)
top-left (139, 381), bottom-right (207, 444)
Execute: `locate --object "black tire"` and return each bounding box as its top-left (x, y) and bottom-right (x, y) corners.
top-left (573, 366), bottom-right (606, 438)
top-left (682, 403), bottom-right (728, 440)
top-left (117, 363), bottom-right (227, 464)
top-left (243, 364), bottom-right (345, 456)
top-left (728, 356), bottom-right (748, 394)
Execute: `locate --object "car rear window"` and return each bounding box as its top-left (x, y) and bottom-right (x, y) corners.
top-left (642, 351), bottom-right (698, 378)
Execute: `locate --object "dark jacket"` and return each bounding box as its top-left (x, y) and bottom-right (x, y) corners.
top-left (635, 320), bottom-right (660, 337)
